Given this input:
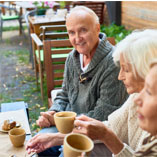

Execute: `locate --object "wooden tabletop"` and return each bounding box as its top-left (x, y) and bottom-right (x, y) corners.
top-left (28, 15), bottom-right (65, 25)
top-left (0, 110), bottom-right (32, 157)
top-left (28, 15), bottom-right (66, 35)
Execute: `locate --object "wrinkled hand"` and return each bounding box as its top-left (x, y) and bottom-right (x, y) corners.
top-left (26, 133), bottom-right (56, 154)
top-left (36, 111), bottom-right (56, 128)
top-left (73, 115), bottom-right (107, 141)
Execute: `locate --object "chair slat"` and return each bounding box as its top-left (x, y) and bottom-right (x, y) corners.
top-left (54, 72), bottom-right (64, 78)
top-left (51, 48), bottom-right (73, 54)
top-left (54, 80), bottom-right (63, 86)
top-left (53, 64), bottom-right (65, 70)
top-left (52, 58), bottom-right (66, 62)
top-left (40, 25), bottom-right (67, 31)
top-left (44, 39), bottom-right (73, 99)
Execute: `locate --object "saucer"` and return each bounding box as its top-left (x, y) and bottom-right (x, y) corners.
top-left (0, 122), bottom-right (21, 133)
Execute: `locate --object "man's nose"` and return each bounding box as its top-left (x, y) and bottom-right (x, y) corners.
top-left (75, 33), bottom-right (82, 43)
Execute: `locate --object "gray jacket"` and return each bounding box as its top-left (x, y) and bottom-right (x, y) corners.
top-left (50, 33), bottom-right (128, 121)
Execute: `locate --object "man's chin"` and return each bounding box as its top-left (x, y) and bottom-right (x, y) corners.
top-left (77, 50), bottom-right (87, 55)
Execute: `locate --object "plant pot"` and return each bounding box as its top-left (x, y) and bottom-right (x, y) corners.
top-left (37, 9), bottom-right (46, 15)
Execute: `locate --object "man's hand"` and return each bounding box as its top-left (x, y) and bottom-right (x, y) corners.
top-left (36, 111), bottom-right (56, 128)
top-left (73, 115), bottom-right (107, 141)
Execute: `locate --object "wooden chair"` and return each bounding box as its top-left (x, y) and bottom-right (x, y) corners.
top-left (72, 1), bottom-right (106, 24)
top-left (31, 24), bottom-right (68, 101)
top-left (107, 37), bottom-right (116, 45)
top-left (40, 24), bottom-right (68, 40)
top-left (0, 2), bottom-right (23, 40)
top-left (24, 9), bottom-right (37, 69)
top-left (43, 39), bottom-right (73, 108)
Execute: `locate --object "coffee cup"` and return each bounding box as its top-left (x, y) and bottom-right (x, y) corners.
top-left (63, 133), bottom-right (94, 157)
top-left (9, 128), bottom-right (26, 147)
top-left (54, 111), bottom-right (77, 134)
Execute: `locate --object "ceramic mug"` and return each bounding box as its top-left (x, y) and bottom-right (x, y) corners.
top-left (64, 133), bottom-right (94, 157)
top-left (54, 111), bottom-right (77, 134)
top-left (9, 128), bottom-right (26, 147)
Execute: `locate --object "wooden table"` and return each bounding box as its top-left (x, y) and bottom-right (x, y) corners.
top-left (28, 15), bottom-right (66, 36)
top-left (14, 1), bottom-right (36, 10)
top-left (0, 109), bottom-right (32, 157)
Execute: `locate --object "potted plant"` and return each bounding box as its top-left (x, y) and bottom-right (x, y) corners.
top-left (32, 1), bottom-right (55, 15)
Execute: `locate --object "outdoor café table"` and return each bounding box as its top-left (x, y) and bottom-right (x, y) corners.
top-left (28, 15), bottom-right (65, 36)
top-left (0, 109), bottom-right (33, 157)
top-left (14, 1), bottom-right (36, 11)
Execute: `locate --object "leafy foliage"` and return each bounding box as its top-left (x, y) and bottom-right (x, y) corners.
top-left (101, 24), bottom-right (132, 43)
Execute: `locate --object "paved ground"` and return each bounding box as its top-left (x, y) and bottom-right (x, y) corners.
top-left (0, 28), bottom-right (32, 99)
top-left (0, 23), bottom-right (45, 132)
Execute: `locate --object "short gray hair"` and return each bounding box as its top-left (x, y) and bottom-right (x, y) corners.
top-left (113, 29), bottom-right (157, 79)
top-left (66, 6), bottom-right (99, 24)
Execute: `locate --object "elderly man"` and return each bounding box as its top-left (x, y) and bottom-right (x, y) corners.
top-left (26, 6), bottom-right (128, 156)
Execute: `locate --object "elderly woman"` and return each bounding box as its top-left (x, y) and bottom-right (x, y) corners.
top-left (73, 29), bottom-right (157, 157)
top-left (132, 59), bottom-right (157, 156)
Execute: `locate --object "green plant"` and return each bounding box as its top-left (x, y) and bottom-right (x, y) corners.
top-left (32, 1), bottom-right (55, 10)
top-left (59, 1), bottom-right (66, 9)
top-left (101, 23), bottom-right (132, 43)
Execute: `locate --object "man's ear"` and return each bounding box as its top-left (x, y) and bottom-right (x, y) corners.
top-left (96, 23), bottom-right (100, 33)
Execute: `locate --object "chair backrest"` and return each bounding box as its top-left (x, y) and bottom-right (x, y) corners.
top-left (107, 37), bottom-right (116, 45)
top-left (0, 2), bottom-right (5, 15)
top-left (40, 24), bottom-right (68, 41)
top-left (43, 39), bottom-right (73, 98)
top-left (0, 2), bottom-right (19, 16)
top-left (72, 1), bottom-right (105, 24)
top-left (25, 9), bottom-right (37, 29)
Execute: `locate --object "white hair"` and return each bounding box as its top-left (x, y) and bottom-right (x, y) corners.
top-left (113, 29), bottom-right (157, 79)
top-left (150, 58), bottom-right (157, 69)
top-left (66, 6), bottom-right (99, 24)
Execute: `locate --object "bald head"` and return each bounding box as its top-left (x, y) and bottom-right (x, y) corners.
top-left (66, 6), bottom-right (99, 25)
top-left (65, 6), bottom-right (100, 56)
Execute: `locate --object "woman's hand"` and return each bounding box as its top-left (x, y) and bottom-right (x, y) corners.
top-left (73, 115), bottom-right (107, 141)
top-left (26, 132), bottom-right (65, 154)
top-left (26, 133), bottom-right (55, 154)
top-left (73, 115), bottom-right (124, 155)
top-left (36, 111), bottom-right (56, 128)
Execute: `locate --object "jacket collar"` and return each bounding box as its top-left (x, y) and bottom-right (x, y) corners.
top-left (73, 33), bottom-right (114, 74)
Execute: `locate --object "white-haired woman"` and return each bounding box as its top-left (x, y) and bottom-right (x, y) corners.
top-left (73, 29), bottom-right (157, 157)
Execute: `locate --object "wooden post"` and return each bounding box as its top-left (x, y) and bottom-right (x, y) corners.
top-left (106, 1), bottom-right (121, 26)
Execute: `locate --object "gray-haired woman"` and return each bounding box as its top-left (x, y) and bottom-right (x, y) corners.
top-left (73, 29), bottom-right (157, 157)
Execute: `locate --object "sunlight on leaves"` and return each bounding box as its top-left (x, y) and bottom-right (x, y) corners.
top-left (40, 107), bottom-right (46, 110)
top-left (36, 104), bottom-right (41, 108)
